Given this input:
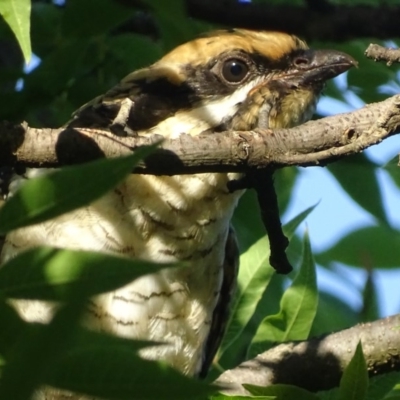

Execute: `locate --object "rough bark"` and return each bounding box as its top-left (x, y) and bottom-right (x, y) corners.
top-left (215, 314), bottom-right (400, 395)
top-left (365, 44), bottom-right (400, 66)
top-left (1, 95), bottom-right (400, 174)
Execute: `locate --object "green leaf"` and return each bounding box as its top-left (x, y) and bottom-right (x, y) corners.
top-left (283, 203), bottom-right (318, 239)
top-left (30, 3), bottom-right (62, 57)
top-left (218, 203), bottom-right (317, 369)
top-left (233, 190), bottom-right (267, 250)
top-left (0, 298), bottom-right (28, 357)
top-left (316, 225), bottom-right (400, 269)
top-left (211, 394), bottom-right (275, 400)
top-left (366, 372), bottom-right (400, 400)
top-left (0, 0), bottom-right (31, 63)
top-left (274, 167), bottom-right (299, 215)
top-left (383, 155), bottom-right (400, 190)
top-left (143, 0), bottom-right (194, 50)
top-left (24, 39), bottom-right (91, 99)
top-left (62, 0), bottom-right (137, 38)
top-left (1, 305), bottom-right (210, 400)
top-left (248, 232), bottom-right (318, 357)
top-left (244, 383), bottom-right (319, 400)
top-left (109, 33), bottom-right (163, 71)
top-left (0, 246), bottom-right (177, 301)
top-left (69, 326), bottom-right (157, 353)
top-left (46, 347), bottom-right (215, 400)
top-left (360, 270), bottom-right (380, 322)
top-left (0, 146), bottom-right (156, 234)
top-left (328, 153), bottom-right (388, 226)
top-left (0, 301), bottom-right (85, 400)
top-left (219, 191), bottom-right (273, 359)
top-left (318, 387), bottom-right (339, 400)
top-left (338, 342), bottom-right (368, 400)
top-left (343, 40), bottom-right (395, 104)
top-left (385, 382), bottom-right (400, 399)
top-left (218, 235), bottom-right (275, 365)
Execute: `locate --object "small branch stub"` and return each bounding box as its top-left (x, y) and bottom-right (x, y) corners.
top-left (365, 44), bottom-right (400, 66)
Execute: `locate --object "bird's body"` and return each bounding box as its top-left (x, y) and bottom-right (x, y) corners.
top-left (5, 171), bottom-right (242, 377)
top-left (0, 29), bottom-right (355, 398)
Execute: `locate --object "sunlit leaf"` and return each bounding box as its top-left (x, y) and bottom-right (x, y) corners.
top-left (244, 383), bottom-right (319, 400)
top-left (218, 235), bottom-right (274, 367)
top-left (384, 381), bottom-right (400, 399)
top-left (219, 203), bottom-right (317, 369)
top-left (338, 342), bottom-right (368, 400)
top-left (0, 0), bottom-right (31, 62)
top-left (0, 246), bottom-right (177, 301)
top-left (248, 232), bottom-right (317, 358)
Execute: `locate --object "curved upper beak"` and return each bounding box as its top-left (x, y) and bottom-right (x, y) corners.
top-left (288, 49), bottom-right (358, 84)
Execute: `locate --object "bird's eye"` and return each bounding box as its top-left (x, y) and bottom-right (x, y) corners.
top-left (221, 58), bottom-right (249, 83)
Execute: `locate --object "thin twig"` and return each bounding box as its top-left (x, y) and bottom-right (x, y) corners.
top-left (365, 43), bottom-right (400, 66)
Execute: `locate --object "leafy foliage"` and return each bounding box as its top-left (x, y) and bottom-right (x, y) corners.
top-left (244, 383), bottom-right (320, 399)
top-left (0, 246), bottom-right (176, 301)
top-left (0, 0), bottom-right (400, 399)
top-left (247, 231), bottom-right (318, 358)
top-left (337, 342), bottom-right (369, 400)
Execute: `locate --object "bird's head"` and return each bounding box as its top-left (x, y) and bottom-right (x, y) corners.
top-left (72, 30), bottom-right (357, 137)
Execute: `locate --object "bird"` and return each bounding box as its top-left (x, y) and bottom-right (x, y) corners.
top-left (0, 29), bottom-right (356, 396)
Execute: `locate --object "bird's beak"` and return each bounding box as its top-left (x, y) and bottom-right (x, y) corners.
top-left (287, 49), bottom-right (358, 84)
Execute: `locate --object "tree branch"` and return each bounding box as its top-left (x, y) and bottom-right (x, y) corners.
top-left (186, 0), bottom-right (400, 42)
top-left (365, 44), bottom-right (400, 66)
top-left (215, 314), bottom-right (400, 395)
top-left (1, 95), bottom-right (400, 174)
